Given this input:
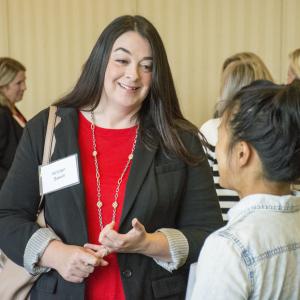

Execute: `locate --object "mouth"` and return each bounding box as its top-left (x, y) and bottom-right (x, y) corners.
top-left (118, 82), bottom-right (140, 91)
top-left (16, 93), bottom-right (24, 100)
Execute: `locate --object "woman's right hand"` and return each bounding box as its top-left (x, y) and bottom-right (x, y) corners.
top-left (40, 240), bottom-right (109, 283)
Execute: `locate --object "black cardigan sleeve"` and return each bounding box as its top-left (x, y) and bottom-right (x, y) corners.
top-left (0, 108), bottom-right (10, 186)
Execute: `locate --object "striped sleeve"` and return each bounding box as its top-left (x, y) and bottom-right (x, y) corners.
top-left (205, 143), bottom-right (239, 223)
top-left (153, 228), bottom-right (189, 272)
top-left (23, 228), bottom-right (61, 275)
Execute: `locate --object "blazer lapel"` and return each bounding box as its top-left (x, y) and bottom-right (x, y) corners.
top-left (120, 133), bottom-right (158, 228)
top-left (52, 107), bottom-right (88, 241)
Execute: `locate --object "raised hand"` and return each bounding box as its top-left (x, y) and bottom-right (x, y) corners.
top-left (98, 218), bottom-right (148, 254)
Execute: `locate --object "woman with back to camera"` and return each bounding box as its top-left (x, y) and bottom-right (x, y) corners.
top-left (0, 57), bottom-right (27, 188)
top-left (190, 79), bottom-right (300, 299)
top-left (287, 48), bottom-right (300, 192)
top-left (0, 15), bottom-right (222, 299)
top-left (200, 55), bottom-right (274, 223)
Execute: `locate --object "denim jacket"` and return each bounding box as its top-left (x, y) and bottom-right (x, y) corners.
top-left (189, 194), bottom-right (300, 300)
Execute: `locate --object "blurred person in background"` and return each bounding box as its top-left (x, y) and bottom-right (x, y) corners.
top-left (200, 53), bottom-right (273, 224)
top-left (221, 51), bottom-right (273, 83)
top-left (0, 57), bottom-right (27, 270)
top-left (287, 48), bottom-right (300, 83)
top-left (0, 57), bottom-right (27, 188)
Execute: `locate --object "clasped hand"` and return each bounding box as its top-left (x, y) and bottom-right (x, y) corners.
top-left (43, 218), bottom-right (148, 283)
top-left (41, 240), bottom-right (108, 283)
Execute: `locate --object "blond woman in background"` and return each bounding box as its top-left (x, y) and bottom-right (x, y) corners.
top-left (218, 52), bottom-right (274, 116)
top-left (0, 57), bottom-right (27, 189)
top-left (0, 57), bottom-right (26, 188)
top-left (287, 48), bottom-right (300, 83)
top-left (0, 57), bottom-right (27, 271)
top-left (221, 51), bottom-right (273, 82)
top-left (200, 53), bottom-right (273, 224)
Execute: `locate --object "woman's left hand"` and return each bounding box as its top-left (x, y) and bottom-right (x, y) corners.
top-left (99, 218), bottom-right (149, 254)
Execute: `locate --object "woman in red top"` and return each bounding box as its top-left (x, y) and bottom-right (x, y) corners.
top-left (0, 16), bottom-right (222, 299)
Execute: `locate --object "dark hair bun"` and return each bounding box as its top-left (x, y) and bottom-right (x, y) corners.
top-left (228, 79), bottom-right (300, 183)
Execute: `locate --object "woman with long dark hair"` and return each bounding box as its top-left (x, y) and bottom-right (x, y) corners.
top-left (0, 15), bottom-right (222, 299)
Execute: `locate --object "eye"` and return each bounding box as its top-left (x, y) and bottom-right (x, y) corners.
top-left (115, 59), bottom-right (128, 65)
top-left (141, 64), bottom-right (153, 72)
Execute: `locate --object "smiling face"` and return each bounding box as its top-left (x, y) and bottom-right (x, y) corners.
top-left (100, 31), bottom-right (153, 113)
top-left (1, 71), bottom-right (26, 104)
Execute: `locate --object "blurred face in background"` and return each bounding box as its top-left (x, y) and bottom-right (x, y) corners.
top-left (1, 71), bottom-right (26, 104)
top-left (287, 65), bottom-right (296, 84)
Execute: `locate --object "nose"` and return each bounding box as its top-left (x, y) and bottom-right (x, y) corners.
top-left (125, 64), bottom-right (139, 81)
top-left (22, 81), bottom-right (27, 91)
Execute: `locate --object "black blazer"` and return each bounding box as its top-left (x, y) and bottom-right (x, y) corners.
top-left (0, 107), bottom-right (222, 300)
top-left (0, 105), bottom-right (23, 188)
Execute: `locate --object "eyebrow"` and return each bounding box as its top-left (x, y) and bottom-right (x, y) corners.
top-left (113, 47), bottom-right (153, 60)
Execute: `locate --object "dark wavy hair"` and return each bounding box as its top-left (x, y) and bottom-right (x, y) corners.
top-left (223, 79), bottom-right (300, 183)
top-left (55, 15), bottom-right (203, 164)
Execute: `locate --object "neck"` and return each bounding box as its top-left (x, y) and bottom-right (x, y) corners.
top-left (6, 100), bottom-right (16, 113)
top-left (0, 97), bottom-right (15, 110)
top-left (237, 179), bottom-right (291, 199)
top-left (87, 103), bottom-right (140, 129)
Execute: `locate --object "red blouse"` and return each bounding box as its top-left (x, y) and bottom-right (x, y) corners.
top-left (78, 111), bottom-right (137, 300)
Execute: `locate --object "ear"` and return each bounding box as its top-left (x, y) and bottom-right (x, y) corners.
top-left (237, 141), bottom-right (251, 167)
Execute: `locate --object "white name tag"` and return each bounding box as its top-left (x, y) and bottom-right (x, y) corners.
top-left (39, 154), bottom-right (80, 195)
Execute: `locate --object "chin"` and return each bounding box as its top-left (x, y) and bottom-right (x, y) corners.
top-left (119, 99), bottom-right (143, 108)
top-left (219, 178), bottom-right (229, 189)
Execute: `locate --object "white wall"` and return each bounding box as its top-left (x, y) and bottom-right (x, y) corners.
top-left (1, 0), bottom-right (299, 126)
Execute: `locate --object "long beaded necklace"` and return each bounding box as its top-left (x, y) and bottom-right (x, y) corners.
top-left (90, 111), bottom-right (138, 230)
